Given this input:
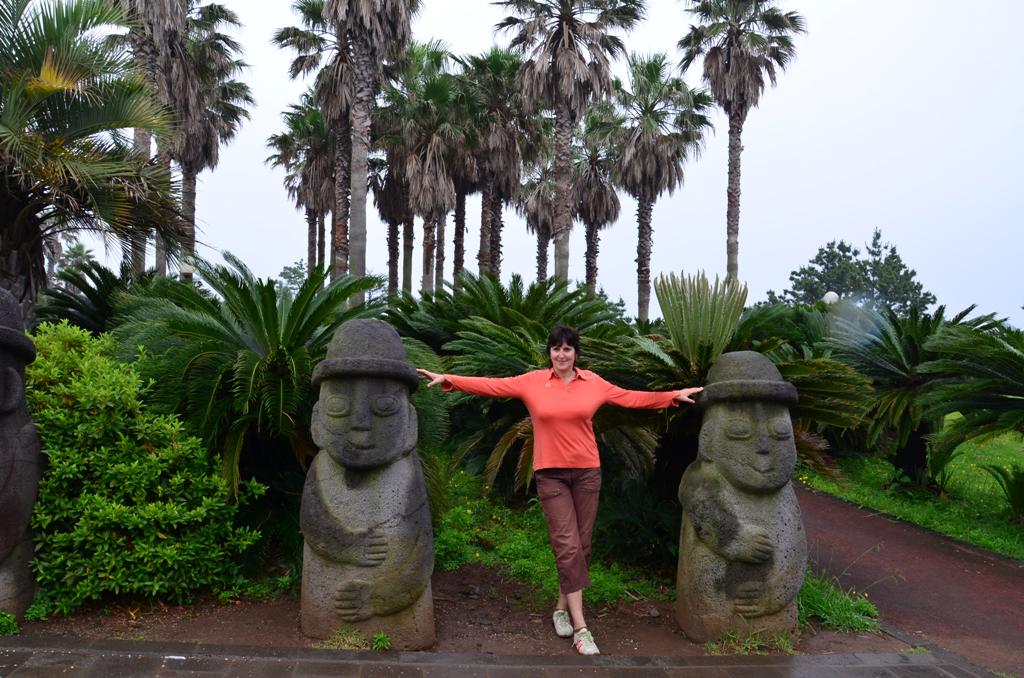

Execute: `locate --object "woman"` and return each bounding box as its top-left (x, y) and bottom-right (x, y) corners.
top-left (417, 325), bottom-right (702, 655)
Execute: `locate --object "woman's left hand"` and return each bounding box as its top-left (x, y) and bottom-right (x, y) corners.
top-left (673, 387), bottom-right (703, 404)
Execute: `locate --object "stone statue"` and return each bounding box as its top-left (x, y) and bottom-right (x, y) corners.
top-left (300, 319), bottom-right (435, 648)
top-left (0, 289), bottom-right (41, 620)
top-left (675, 351), bottom-right (807, 642)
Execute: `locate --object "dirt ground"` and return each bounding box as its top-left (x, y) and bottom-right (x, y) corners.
top-left (20, 563), bottom-right (909, 657)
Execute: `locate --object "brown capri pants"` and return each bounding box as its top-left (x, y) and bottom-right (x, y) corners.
top-left (535, 467), bottom-right (602, 595)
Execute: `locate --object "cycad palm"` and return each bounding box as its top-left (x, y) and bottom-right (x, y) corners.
top-left (496, 0), bottom-right (643, 282)
top-left (678, 0), bottom-right (805, 280)
top-left (0, 0), bottom-right (181, 317)
top-left (113, 254), bottom-right (384, 493)
top-left (614, 53), bottom-right (713, 322)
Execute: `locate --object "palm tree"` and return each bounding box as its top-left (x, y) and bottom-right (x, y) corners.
top-left (368, 155), bottom-right (407, 297)
top-left (175, 2), bottom-right (253, 280)
top-left (324, 0), bottom-right (420, 305)
top-left (113, 254), bottom-right (384, 493)
top-left (572, 104), bottom-right (622, 296)
top-left (678, 0), bottom-right (805, 280)
top-left (614, 53), bottom-right (713, 322)
top-left (496, 0), bottom-right (644, 283)
top-left (517, 158), bottom-right (556, 285)
top-left (378, 42), bottom-right (474, 296)
top-left (458, 48), bottom-right (535, 279)
top-left (266, 93), bottom-right (335, 275)
top-left (0, 0), bottom-right (182, 317)
top-left (273, 0), bottom-right (353, 280)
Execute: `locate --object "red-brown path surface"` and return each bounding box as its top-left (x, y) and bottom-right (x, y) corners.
top-left (798, 484), bottom-right (1024, 676)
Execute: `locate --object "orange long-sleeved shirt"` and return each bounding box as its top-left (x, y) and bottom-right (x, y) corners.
top-left (443, 368), bottom-right (677, 470)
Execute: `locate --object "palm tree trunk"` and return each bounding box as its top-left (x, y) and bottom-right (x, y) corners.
top-left (181, 168), bottom-right (197, 282)
top-left (305, 207), bottom-right (317, 275)
top-left (552, 106), bottom-right (573, 282)
top-left (434, 211), bottom-right (446, 293)
top-left (130, 126), bottom-right (150, 277)
top-left (421, 216), bottom-right (436, 295)
top-left (154, 147), bottom-right (170, 277)
top-left (387, 218), bottom-right (399, 298)
top-left (585, 221), bottom-right (599, 296)
top-left (402, 187), bottom-right (414, 293)
top-left (726, 110), bottom-right (744, 281)
top-left (348, 32), bottom-right (374, 303)
top-left (489, 196), bottom-right (503, 279)
top-left (332, 119), bottom-right (351, 279)
top-left (0, 218), bottom-right (44, 322)
top-left (316, 211), bottom-right (326, 271)
top-left (536, 222), bottom-right (549, 285)
top-left (453, 188), bottom-right (466, 284)
top-left (636, 194), bottom-right (654, 323)
top-left (478, 183), bottom-right (492, 276)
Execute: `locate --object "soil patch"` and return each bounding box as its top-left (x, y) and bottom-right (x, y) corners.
top-left (20, 564), bottom-right (908, 658)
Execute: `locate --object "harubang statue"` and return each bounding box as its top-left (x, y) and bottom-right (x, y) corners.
top-left (300, 319), bottom-right (435, 648)
top-left (0, 289), bottom-right (41, 620)
top-left (676, 351), bottom-right (807, 642)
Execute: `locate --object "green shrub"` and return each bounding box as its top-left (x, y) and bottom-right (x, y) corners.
top-left (984, 463), bottom-right (1024, 523)
top-left (0, 611), bottom-right (18, 636)
top-left (26, 322), bottom-right (264, 615)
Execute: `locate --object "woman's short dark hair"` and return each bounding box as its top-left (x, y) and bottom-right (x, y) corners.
top-left (547, 325), bottom-right (580, 356)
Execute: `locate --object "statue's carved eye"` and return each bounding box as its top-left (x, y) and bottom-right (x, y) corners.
top-left (372, 394), bottom-right (400, 416)
top-left (325, 395), bottom-right (350, 417)
top-left (770, 419), bottom-right (792, 440)
top-left (725, 420), bottom-right (752, 440)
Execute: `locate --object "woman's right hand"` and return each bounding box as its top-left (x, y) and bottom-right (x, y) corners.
top-left (416, 368), bottom-right (448, 388)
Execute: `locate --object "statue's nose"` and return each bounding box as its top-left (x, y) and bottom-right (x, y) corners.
top-left (756, 429), bottom-right (771, 455)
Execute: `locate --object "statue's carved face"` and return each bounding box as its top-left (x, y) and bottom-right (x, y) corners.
top-left (312, 376), bottom-right (416, 468)
top-left (700, 401), bottom-right (796, 493)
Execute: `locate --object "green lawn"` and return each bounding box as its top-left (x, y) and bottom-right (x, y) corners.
top-left (801, 432), bottom-right (1024, 561)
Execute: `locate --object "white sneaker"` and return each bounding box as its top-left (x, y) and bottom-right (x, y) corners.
top-left (552, 609), bottom-right (573, 638)
top-left (573, 627), bottom-right (600, 655)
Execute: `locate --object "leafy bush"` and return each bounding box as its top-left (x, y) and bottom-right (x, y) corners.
top-left (0, 611), bottom-right (18, 636)
top-left (26, 322), bottom-right (263, 615)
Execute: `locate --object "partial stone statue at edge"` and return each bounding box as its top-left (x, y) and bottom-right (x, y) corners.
top-left (676, 350), bottom-right (807, 642)
top-left (0, 288), bottom-right (41, 620)
top-left (300, 318), bottom-right (435, 649)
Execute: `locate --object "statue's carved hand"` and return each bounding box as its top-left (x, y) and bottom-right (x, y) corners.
top-left (732, 581), bottom-right (765, 618)
top-left (730, 525), bottom-right (774, 564)
top-left (334, 580), bottom-right (371, 621)
top-left (355, 528), bottom-right (388, 567)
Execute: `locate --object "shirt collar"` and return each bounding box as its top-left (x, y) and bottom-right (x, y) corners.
top-left (547, 367), bottom-right (589, 381)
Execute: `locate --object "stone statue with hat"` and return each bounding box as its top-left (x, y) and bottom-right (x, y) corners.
top-left (675, 350), bottom-right (807, 642)
top-left (0, 289), bottom-right (41, 620)
top-left (299, 318), bottom-right (435, 648)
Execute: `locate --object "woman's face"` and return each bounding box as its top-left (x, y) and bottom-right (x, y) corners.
top-left (549, 341), bottom-right (576, 372)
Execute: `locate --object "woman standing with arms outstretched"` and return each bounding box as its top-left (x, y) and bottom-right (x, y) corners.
top-left (418, 325), bottom-right (702, 655)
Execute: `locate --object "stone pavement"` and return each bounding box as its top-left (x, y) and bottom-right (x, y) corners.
top-left (0, 636), bottom-right (998, 677)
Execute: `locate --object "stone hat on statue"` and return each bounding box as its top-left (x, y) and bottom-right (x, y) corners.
top-left (697, 350), bottom-right (797, 408)
top-left (311, 318), bottom-right (419, 391)
top-left (0, 289), bottom-right (35, 363)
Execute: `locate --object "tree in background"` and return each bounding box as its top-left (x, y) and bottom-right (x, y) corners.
top-left (678, 0), bottom-right (805, 280)
top-left (497, 0), bottom-right (644, 283)
top-left (768, 228), bottom-right (937, 314)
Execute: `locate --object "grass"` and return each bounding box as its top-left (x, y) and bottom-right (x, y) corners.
top-left (800, 432), bottom-right (1024, 561)
top-left (705, 628), bottom-right (795, 656)
top-left (797, 571), bottom-right (878, 632)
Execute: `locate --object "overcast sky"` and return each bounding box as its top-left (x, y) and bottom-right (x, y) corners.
top-left (126, 0), bottom-right (1022, 327)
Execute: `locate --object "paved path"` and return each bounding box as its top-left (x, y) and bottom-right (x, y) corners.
top-left (798, 484), bottom-right (1024, 677)
top-left (0, 635), bottom-right (995, 677)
